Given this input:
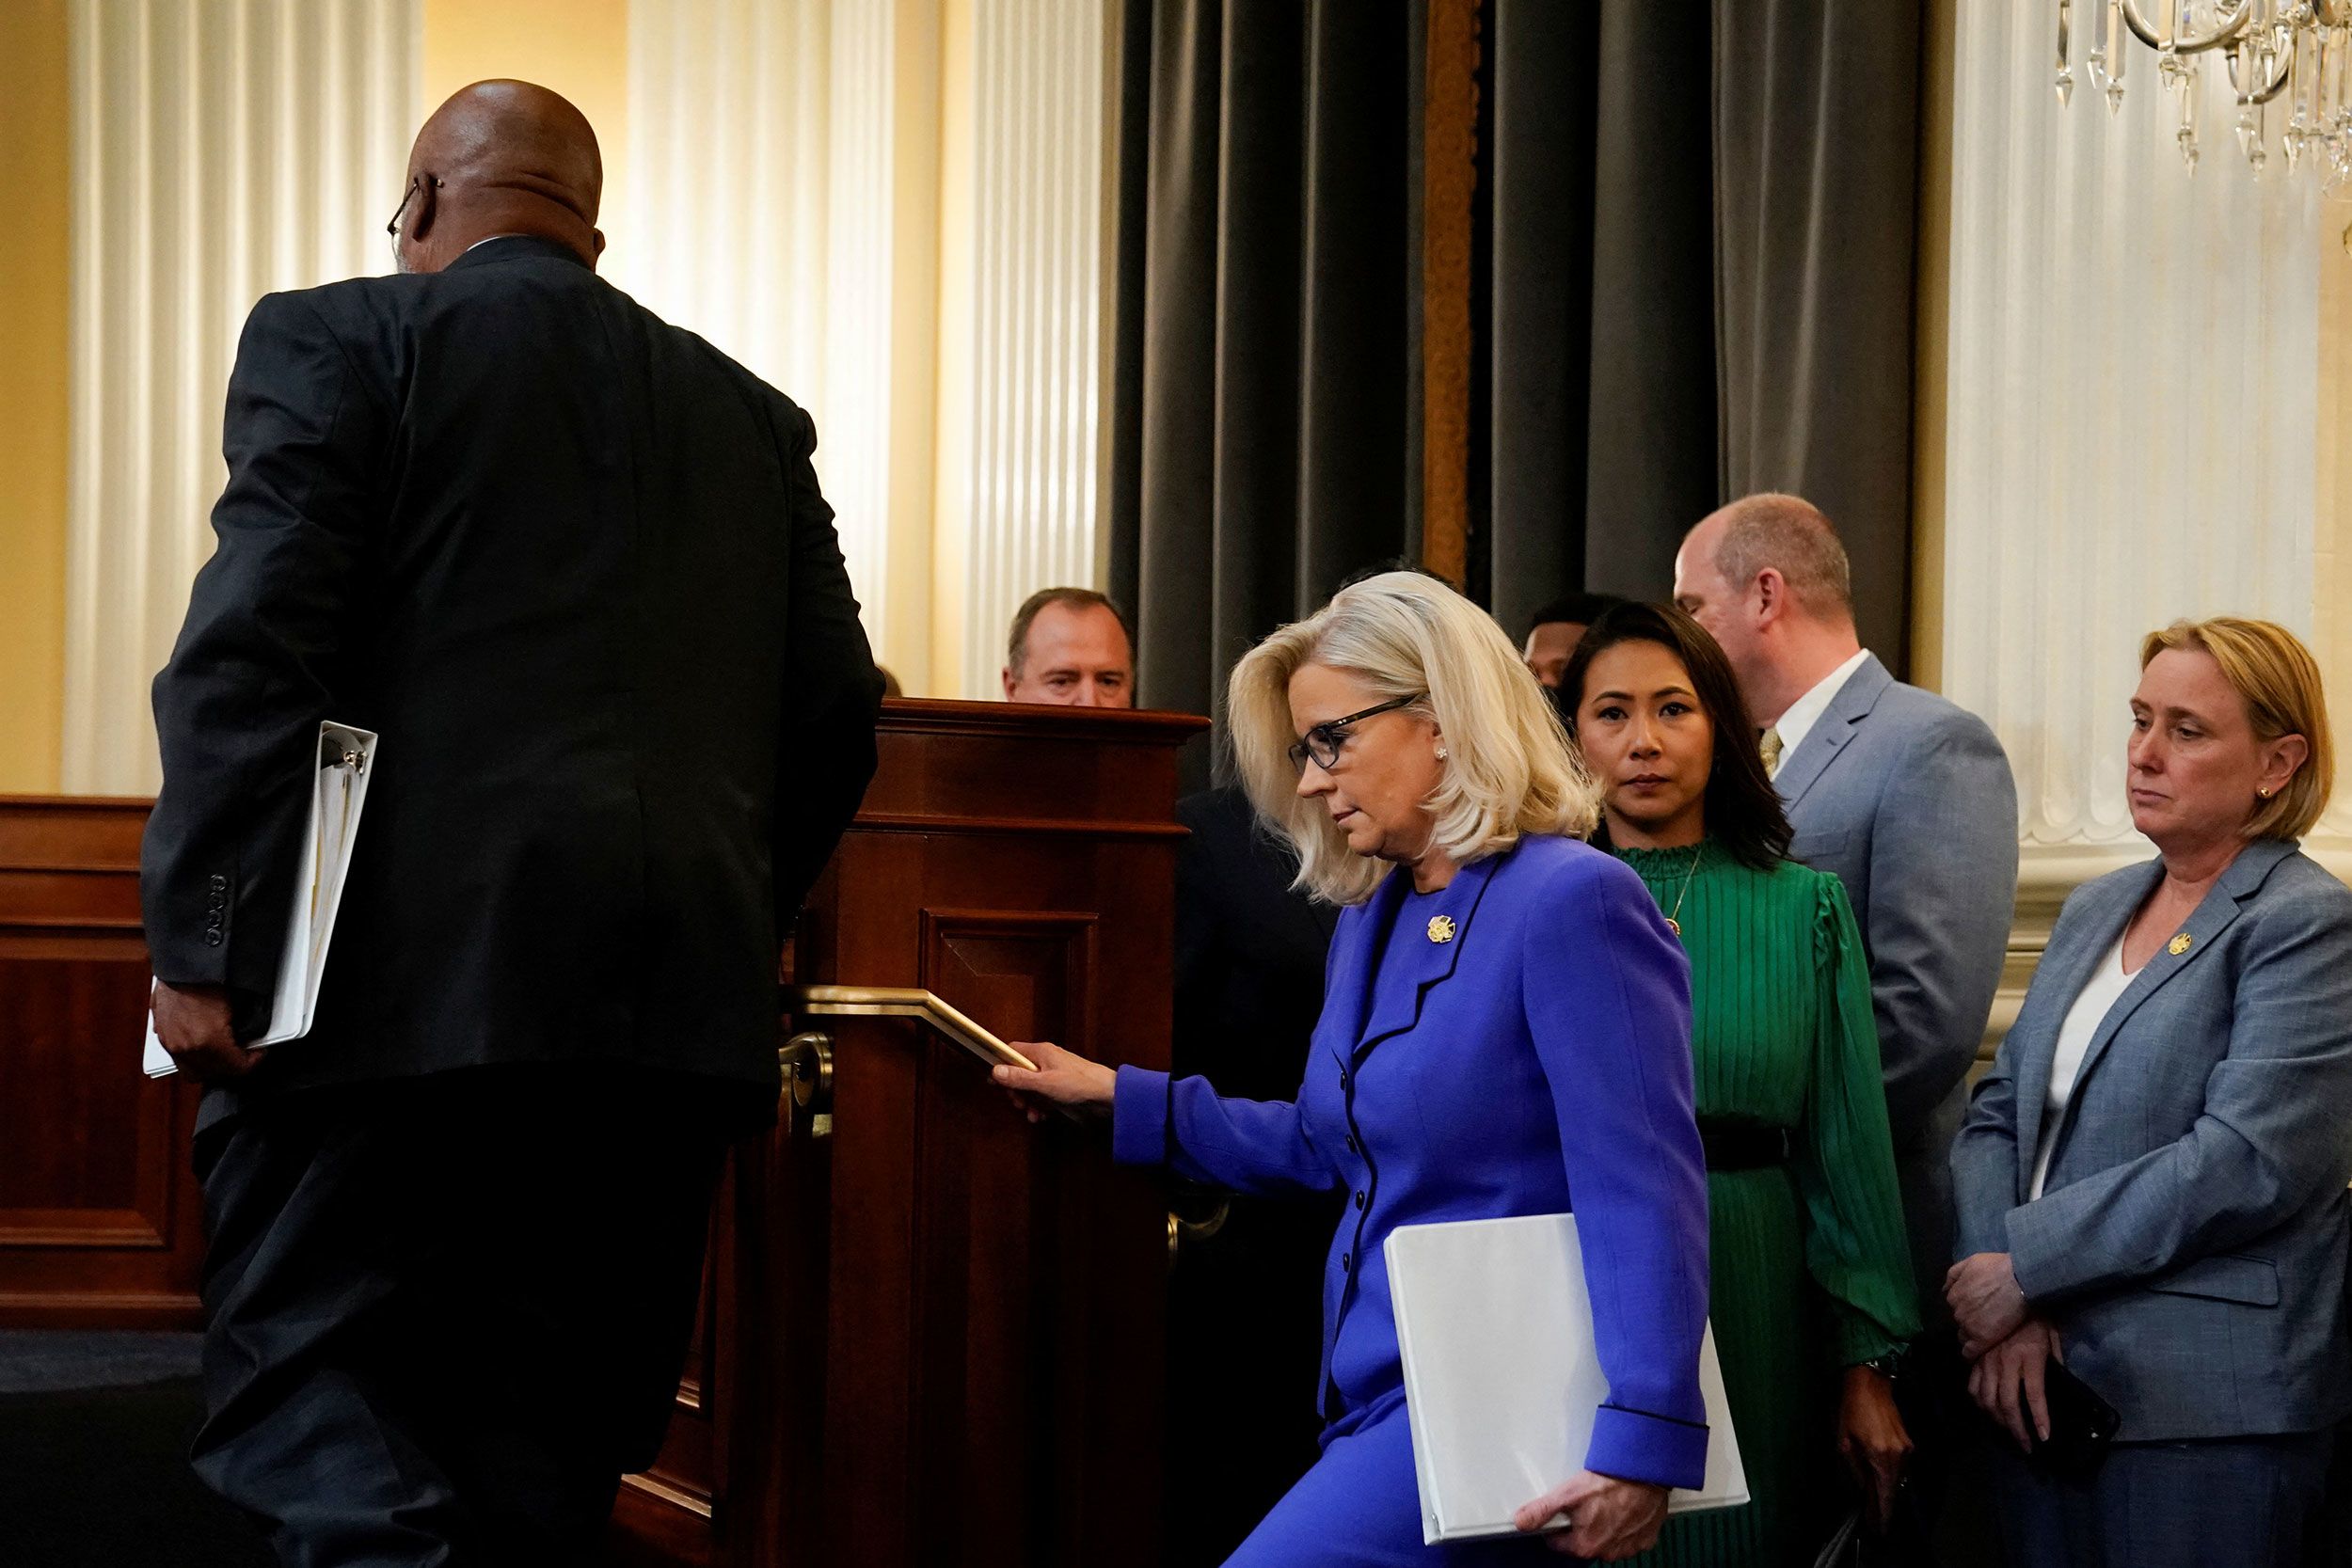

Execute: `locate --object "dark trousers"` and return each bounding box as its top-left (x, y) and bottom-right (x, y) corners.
top-left (1990, 1428), bottom-right (2336, 1568)
top-left (190, 1067), bottom-right (738, 1567)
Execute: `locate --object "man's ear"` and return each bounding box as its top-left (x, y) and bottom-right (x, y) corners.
top-left (1001, 667), bottom-right (1018, 699)
top-left (1751, 567), bottom-right (1788, 628)
top-left (591, 228), bottom-right (607, 259)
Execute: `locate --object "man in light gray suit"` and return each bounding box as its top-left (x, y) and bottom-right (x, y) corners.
top-left (1675, 495), bottom-right (2019, 1320)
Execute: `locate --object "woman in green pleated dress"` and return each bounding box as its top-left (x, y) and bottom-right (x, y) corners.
top-left (1561, 602), bottom-right (1919, 1568)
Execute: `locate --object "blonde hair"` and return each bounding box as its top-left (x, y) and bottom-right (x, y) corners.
top-left (1228, 571), bottom-right (1601, 905)
top-left (2140, 617), bottom-right (2334, 841)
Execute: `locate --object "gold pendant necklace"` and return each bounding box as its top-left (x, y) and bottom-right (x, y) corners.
top-left (1661, 843), bottom-right (1704, 938)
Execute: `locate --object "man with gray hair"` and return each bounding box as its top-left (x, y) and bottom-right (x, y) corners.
top-left (1675, 494), bottom-right (2017, 1328)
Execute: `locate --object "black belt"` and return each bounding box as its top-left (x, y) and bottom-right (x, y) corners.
top-left (1698, 1120), bottom-right (1793, 1171)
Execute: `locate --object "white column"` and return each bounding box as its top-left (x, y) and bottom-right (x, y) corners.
top-left (948, 0), bottom-right (1113, 698)
top-left (1940, 0), bottom-right (2330, 891)
top-left (625, 0), bottom-right (1111, 700)
top-left (62, 0), bottom-right (421, 794)
top-left (618, 0), bottom-right (938, 686)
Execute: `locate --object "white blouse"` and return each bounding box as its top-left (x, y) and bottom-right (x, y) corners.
top-left (2028, 936), bottom-right (2135, 1200)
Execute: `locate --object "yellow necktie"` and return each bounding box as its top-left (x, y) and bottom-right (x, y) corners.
top-left (1759, 726), bottom-right (1784, 779)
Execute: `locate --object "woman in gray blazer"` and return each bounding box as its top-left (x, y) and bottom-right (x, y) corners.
top-left (1948, 617), bottom-right (2352, 1568)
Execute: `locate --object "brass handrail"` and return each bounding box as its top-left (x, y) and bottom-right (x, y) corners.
top-left (787, 985), bottom-right (1040, 1074)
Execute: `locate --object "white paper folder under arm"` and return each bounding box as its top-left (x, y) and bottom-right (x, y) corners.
top-left (141, 722), bottom-right (379, 1078)
top-left (1384, 1212), bottom-right (1747, 1544)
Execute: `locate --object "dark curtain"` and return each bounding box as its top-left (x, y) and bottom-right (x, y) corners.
top-left (1487, 0), bottom-right (1721, 633)
top-left (1105, 0), bottom-right (1422, 741)
top-left (1713, 0), bottom-right (1924, 664)
top-left (1109, 1), bottom-right (1926, 716)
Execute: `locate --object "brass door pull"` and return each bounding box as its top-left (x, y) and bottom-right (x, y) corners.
top-left (779, 1031), bottom-right (834, 1138)
top-left (1167, 1199), bottom-right (1232, 1266)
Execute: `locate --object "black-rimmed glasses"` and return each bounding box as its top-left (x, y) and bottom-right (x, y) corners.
top-left (386, 176), bottom-right (443, 262)
top-left (1287, 693), bottom-right (1424, 773)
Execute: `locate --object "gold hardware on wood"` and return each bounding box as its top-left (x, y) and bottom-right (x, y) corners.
top-left (779, 1031), bottom-right (835, 1139)
top-left (787, 985), bottom-right (1039, 1072)
top-left (1167, 1198), bottom-right (1232, 1266)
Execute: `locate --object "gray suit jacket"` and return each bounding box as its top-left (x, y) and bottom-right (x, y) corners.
top-left (1777, 654), bottom-right (2019, 1316)
top-left (1951, 839), bottom-right (2352, 1440)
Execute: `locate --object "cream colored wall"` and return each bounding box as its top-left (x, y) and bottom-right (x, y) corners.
top-left (0, 0), bottom-right (71, 794)
top-left (2314, 224), bottom-right (2352, 780)
top-left (930, 0), bottom-right (977, 697)
top-left (885, 0), bottom-right (946, 695)
top-left (421, 0), bottom-right (631, 246)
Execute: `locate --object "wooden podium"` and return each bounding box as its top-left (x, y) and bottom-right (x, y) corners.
top-left (610, 698), bottom-right (1205, 1568)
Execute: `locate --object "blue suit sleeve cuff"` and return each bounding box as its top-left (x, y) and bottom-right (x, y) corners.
top-left (1953, 1204), bottom-right (2013, 1276)
top-left (1110, 1065), bottom-right (1171, 1167)
top-left (1584, 1403), bottom-right (1709, 1492)
top-left (2005, 1202), bottom-right (2070, 1303)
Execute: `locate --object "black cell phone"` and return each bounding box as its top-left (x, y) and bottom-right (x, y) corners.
top-left (2023, 1358), bottom-right (2121, 1481)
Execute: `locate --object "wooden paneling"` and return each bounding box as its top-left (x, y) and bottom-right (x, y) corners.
top-left (608, 699), bottom-right (1201, 1568)
top-left (1420, 0), bottom-right (1483, 588)
top-left (0, 796), bottom-right (205, 1326)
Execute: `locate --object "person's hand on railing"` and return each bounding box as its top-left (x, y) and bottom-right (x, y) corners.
top-left (993, 1041), bottom-right (1116, 1124)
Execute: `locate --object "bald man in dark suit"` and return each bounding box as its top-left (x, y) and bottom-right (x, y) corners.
top-left (143, 81), bottom-right (882, 1562)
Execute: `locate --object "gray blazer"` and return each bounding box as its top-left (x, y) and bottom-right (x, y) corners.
top-left (1951, 839), bottom-right (2352, 1440)
top-left (1777, 653), bottom-right (2020, 1315)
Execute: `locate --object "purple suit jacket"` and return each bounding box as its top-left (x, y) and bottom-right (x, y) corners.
top-left (1112, 833), bottom-right (1712, 1488)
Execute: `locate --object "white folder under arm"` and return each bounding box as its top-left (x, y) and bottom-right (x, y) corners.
top-left (142, 722), bottom-right (378, 1078)
top-left (1386, 1211), bottom-right (1748, 1544)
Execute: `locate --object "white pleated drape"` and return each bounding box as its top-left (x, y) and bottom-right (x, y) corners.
top-left (960, 0), bottom-right (1112, 699)
top-left (1940, 0), bottom-right (2327, 866)
top-left (620, 0), bottom-right (1113, 697)
top-left (62, 0), bottom-right (420, 795)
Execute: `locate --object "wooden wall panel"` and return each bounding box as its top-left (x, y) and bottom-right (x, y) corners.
top-left (0, 796), bottom-right (205, 1327)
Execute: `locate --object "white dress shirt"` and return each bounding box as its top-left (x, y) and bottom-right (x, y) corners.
top-left (2027, 936), bottom-right (2135, 1199)
top-left (1769, 647), bottom-right (1872, 758)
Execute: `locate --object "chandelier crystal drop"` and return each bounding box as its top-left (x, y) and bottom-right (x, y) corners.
top-left (2053, 0), bottom-right (2352, 192)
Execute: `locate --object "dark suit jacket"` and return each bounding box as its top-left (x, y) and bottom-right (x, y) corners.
top-left (1171, 786), bottom-right (1338, 1095)
top-left (1165, 785), bottom-right (1338, 1565)
top-left (143, 236), bottom-right (882, 1104)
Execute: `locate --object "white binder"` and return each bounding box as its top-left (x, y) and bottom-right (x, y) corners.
top-left (1385, 1211), bottom-right (1748, 1544)
top-left (142, 722), bottom-right (378, 1078)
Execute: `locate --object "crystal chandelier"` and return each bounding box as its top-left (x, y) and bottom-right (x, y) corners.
top-left (2054, 0), bottom-right (2352, 185)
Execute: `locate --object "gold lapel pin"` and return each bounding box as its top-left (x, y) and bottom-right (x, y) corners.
top-left (2168, 932), bottom-right (2193, 957)
top-left (1426, 915), bottom-right (1456, 944)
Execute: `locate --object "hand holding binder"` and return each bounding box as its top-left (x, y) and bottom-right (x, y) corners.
top-left (142, 722), bottom-right (378, 1079)
top-left (1385, 1212), bottom-right (1747, 1546)
top-left (1510, 1470), bottom-right (1670, 1560)
top-left (146, 980), bottom-right (256, 1083)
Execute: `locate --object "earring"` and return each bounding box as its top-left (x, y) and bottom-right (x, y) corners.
top-left (1435, 747), bottom-right (1449, 760)
top-left (2258, 785), bottom-right (2274, 800)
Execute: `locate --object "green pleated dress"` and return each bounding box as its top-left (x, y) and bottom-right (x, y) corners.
top-left (1617, 841), bottom-right (1920, 1568)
